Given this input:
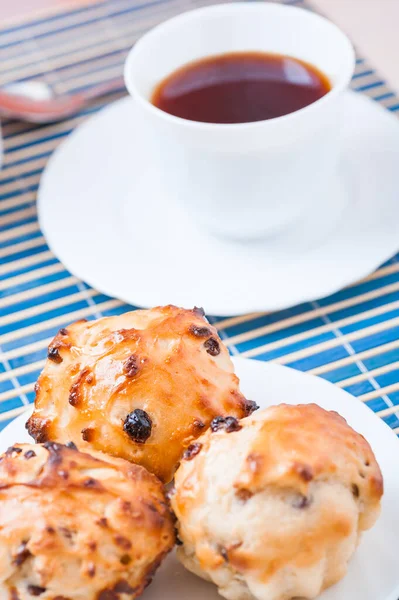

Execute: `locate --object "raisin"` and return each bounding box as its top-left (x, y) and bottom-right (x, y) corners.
top-left (81, 428), bottom-right (94, 442)
top-left (59, 527), bottom-right (73, 540)
top-left (43, 442), bottom-right (62, 452)
top-left (236, 489), bottom-right (253, 502)
top-left (292, 495), bottom-right (311, 509)
top-left (83, 478), bottom-right (97, 488)
top-left (27, 586), bottom-right (46, 596)
top-left (97, 518), bottom-right (108, 528)
top-left (190, 325), bottom-right (212, 338)
top-left (193, 306), bottom-right (205, 317)
top-left (183, 443), bottom-right (202, 460)
top-left (124, 355), bottom-right (140, 377)
top-left (243, 399), bottom-right (259, 415)
top-left (13, 542), bottom-right (31, 566)
top-left (24, 450), bottom-right (36, 459)
top-left (123, 409), bottom-right (152, 443)
top-left (211, 416), bottom-right (241, 433)
top-left (59, 328), bottom-right (68, 335)
top-left (297, 465), bottom-right (313, 482)
top-left (47, 346), bottom-right (62, 363)
top-left (6, 446), bottom-right (23, 456)
top-left (88, 563), bottom-right (96, 578)
top-left (114, 536), bottom-right (132, 550)
top-left (68, 382), bottom-right (80, 407)
top-left (220, 547), bottom-right (229, 562)
top-left (204, 337), bottom-right (220, 356)
top-left (352, 483), bottom-right (360, 498)
top-left (66, 442), bottom-right (78, 450)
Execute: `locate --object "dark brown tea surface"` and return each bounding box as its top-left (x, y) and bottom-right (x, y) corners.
top-left (151, 51), bottom-right (331, 124)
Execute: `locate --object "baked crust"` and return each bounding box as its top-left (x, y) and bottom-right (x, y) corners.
top-left (27, 306), bottom-right (251, 483)
top-left (172, 404), bottom-right (383, 600)
top-left (0, 442), bottom-right (175, 600)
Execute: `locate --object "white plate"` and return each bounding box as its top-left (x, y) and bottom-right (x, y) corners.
top-left (37, 90), bottom-right (399, 316)
top-left (2, 357), bottom-right (398, 600)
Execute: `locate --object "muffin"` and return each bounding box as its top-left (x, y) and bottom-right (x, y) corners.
top-left (0, 442), bottom-right (174, 600)
top-left (171, 404), bottom-right (383, 600)
top-left (27, 305), bottom-right (254, 483)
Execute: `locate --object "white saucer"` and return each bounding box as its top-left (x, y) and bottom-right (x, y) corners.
top-left (2, 357), bottom-right (399, 600)
top-left (38, 91), bottom-right (399, 315)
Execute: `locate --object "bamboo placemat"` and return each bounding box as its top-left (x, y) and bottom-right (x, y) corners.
top-left (0, 0), bottom-right (399, 435)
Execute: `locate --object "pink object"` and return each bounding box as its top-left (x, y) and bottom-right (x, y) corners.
top-left (0, 77), bottom-right (124, 123)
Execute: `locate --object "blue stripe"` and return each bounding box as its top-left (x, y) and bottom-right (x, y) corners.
top-left (0, 231), bottom-right (42, 252)
top-left (373, 92), bottom-right (395, 102)
top-left (0, 217), bottom-right (37, 234)
top-left (249, 331), bottom-right (337, 363)
top-left (0, 199), bottom-right (37, 217)
top-left (6, 130), bottom-right (73, 154)
top-left (351, 325), bottom-right (399, 354)
top-left (14, 369), bottom-right (42, 388)
top-left (383, 413), bottom-right (399, 429)
top-left (0, 398), bottom-right (25, 413)
top-left (355, 80), bottom-right (385, 92)
top-left (9, 347), bottom-right (48, 370)
top-left (236, 316), bottom-right (327, 354)
top-left (320, 363), bottom-right (363, 384)
top-left (0, 258), bottom-right (58, 282)
top-left (0, 244), bottom-right (48, 266)
top-left (317, 271), bottom-right (399, 308)
top-left (0, 298), bottom-right (97, 336)
top-left (0, 284), bottom-right (80, 318)
top-left (352, 70), bottom-right (374, 79)
top-left (0, 270), bottom-right (70, 300)
top-left (344, 380), bottom-right (375, 397)
top-left (287, 345), bottom-right (351, 372)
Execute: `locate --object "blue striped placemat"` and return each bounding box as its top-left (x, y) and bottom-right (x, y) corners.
top-left (0, 0), bottom-right (399, 436)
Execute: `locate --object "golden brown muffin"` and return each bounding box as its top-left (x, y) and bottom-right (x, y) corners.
top-left (0, 442), bottom-right (175, 600)
top-left (171, 404), bottom-right (383, 600)
top-left (26, 305), bottom-right (253, 483)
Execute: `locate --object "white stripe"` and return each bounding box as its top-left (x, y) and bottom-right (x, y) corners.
top-left (0, 275), bottom-right (78, 309)
top-left (0, 250), bottom-right (53, 276)
top-left (244, 314), bottom-right (399, 362)
top-left (0, 298), bottom-right (122, 345)
top-left (0, 263), bottom-right (66, 292)
top-left (0, 288), bottom-right (100, 327)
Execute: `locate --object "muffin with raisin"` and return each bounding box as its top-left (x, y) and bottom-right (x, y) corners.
top-left (0, 442), bottom-right (174, 599)
top-left (171, 404), bottom-right (383, 600)
top-left (27, 305), bottom-right (254, 483)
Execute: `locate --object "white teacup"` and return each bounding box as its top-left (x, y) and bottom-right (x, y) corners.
top-left (124, 2), bottom-right (355, 241)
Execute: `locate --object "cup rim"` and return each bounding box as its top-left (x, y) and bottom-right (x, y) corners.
top-left (124, 2), bottom-right (356, 132)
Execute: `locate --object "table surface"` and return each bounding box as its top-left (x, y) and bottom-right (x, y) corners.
top-left (0, 0), bottom-right (399, 443)
top-left (2, 0), bottom-right (399, 91)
